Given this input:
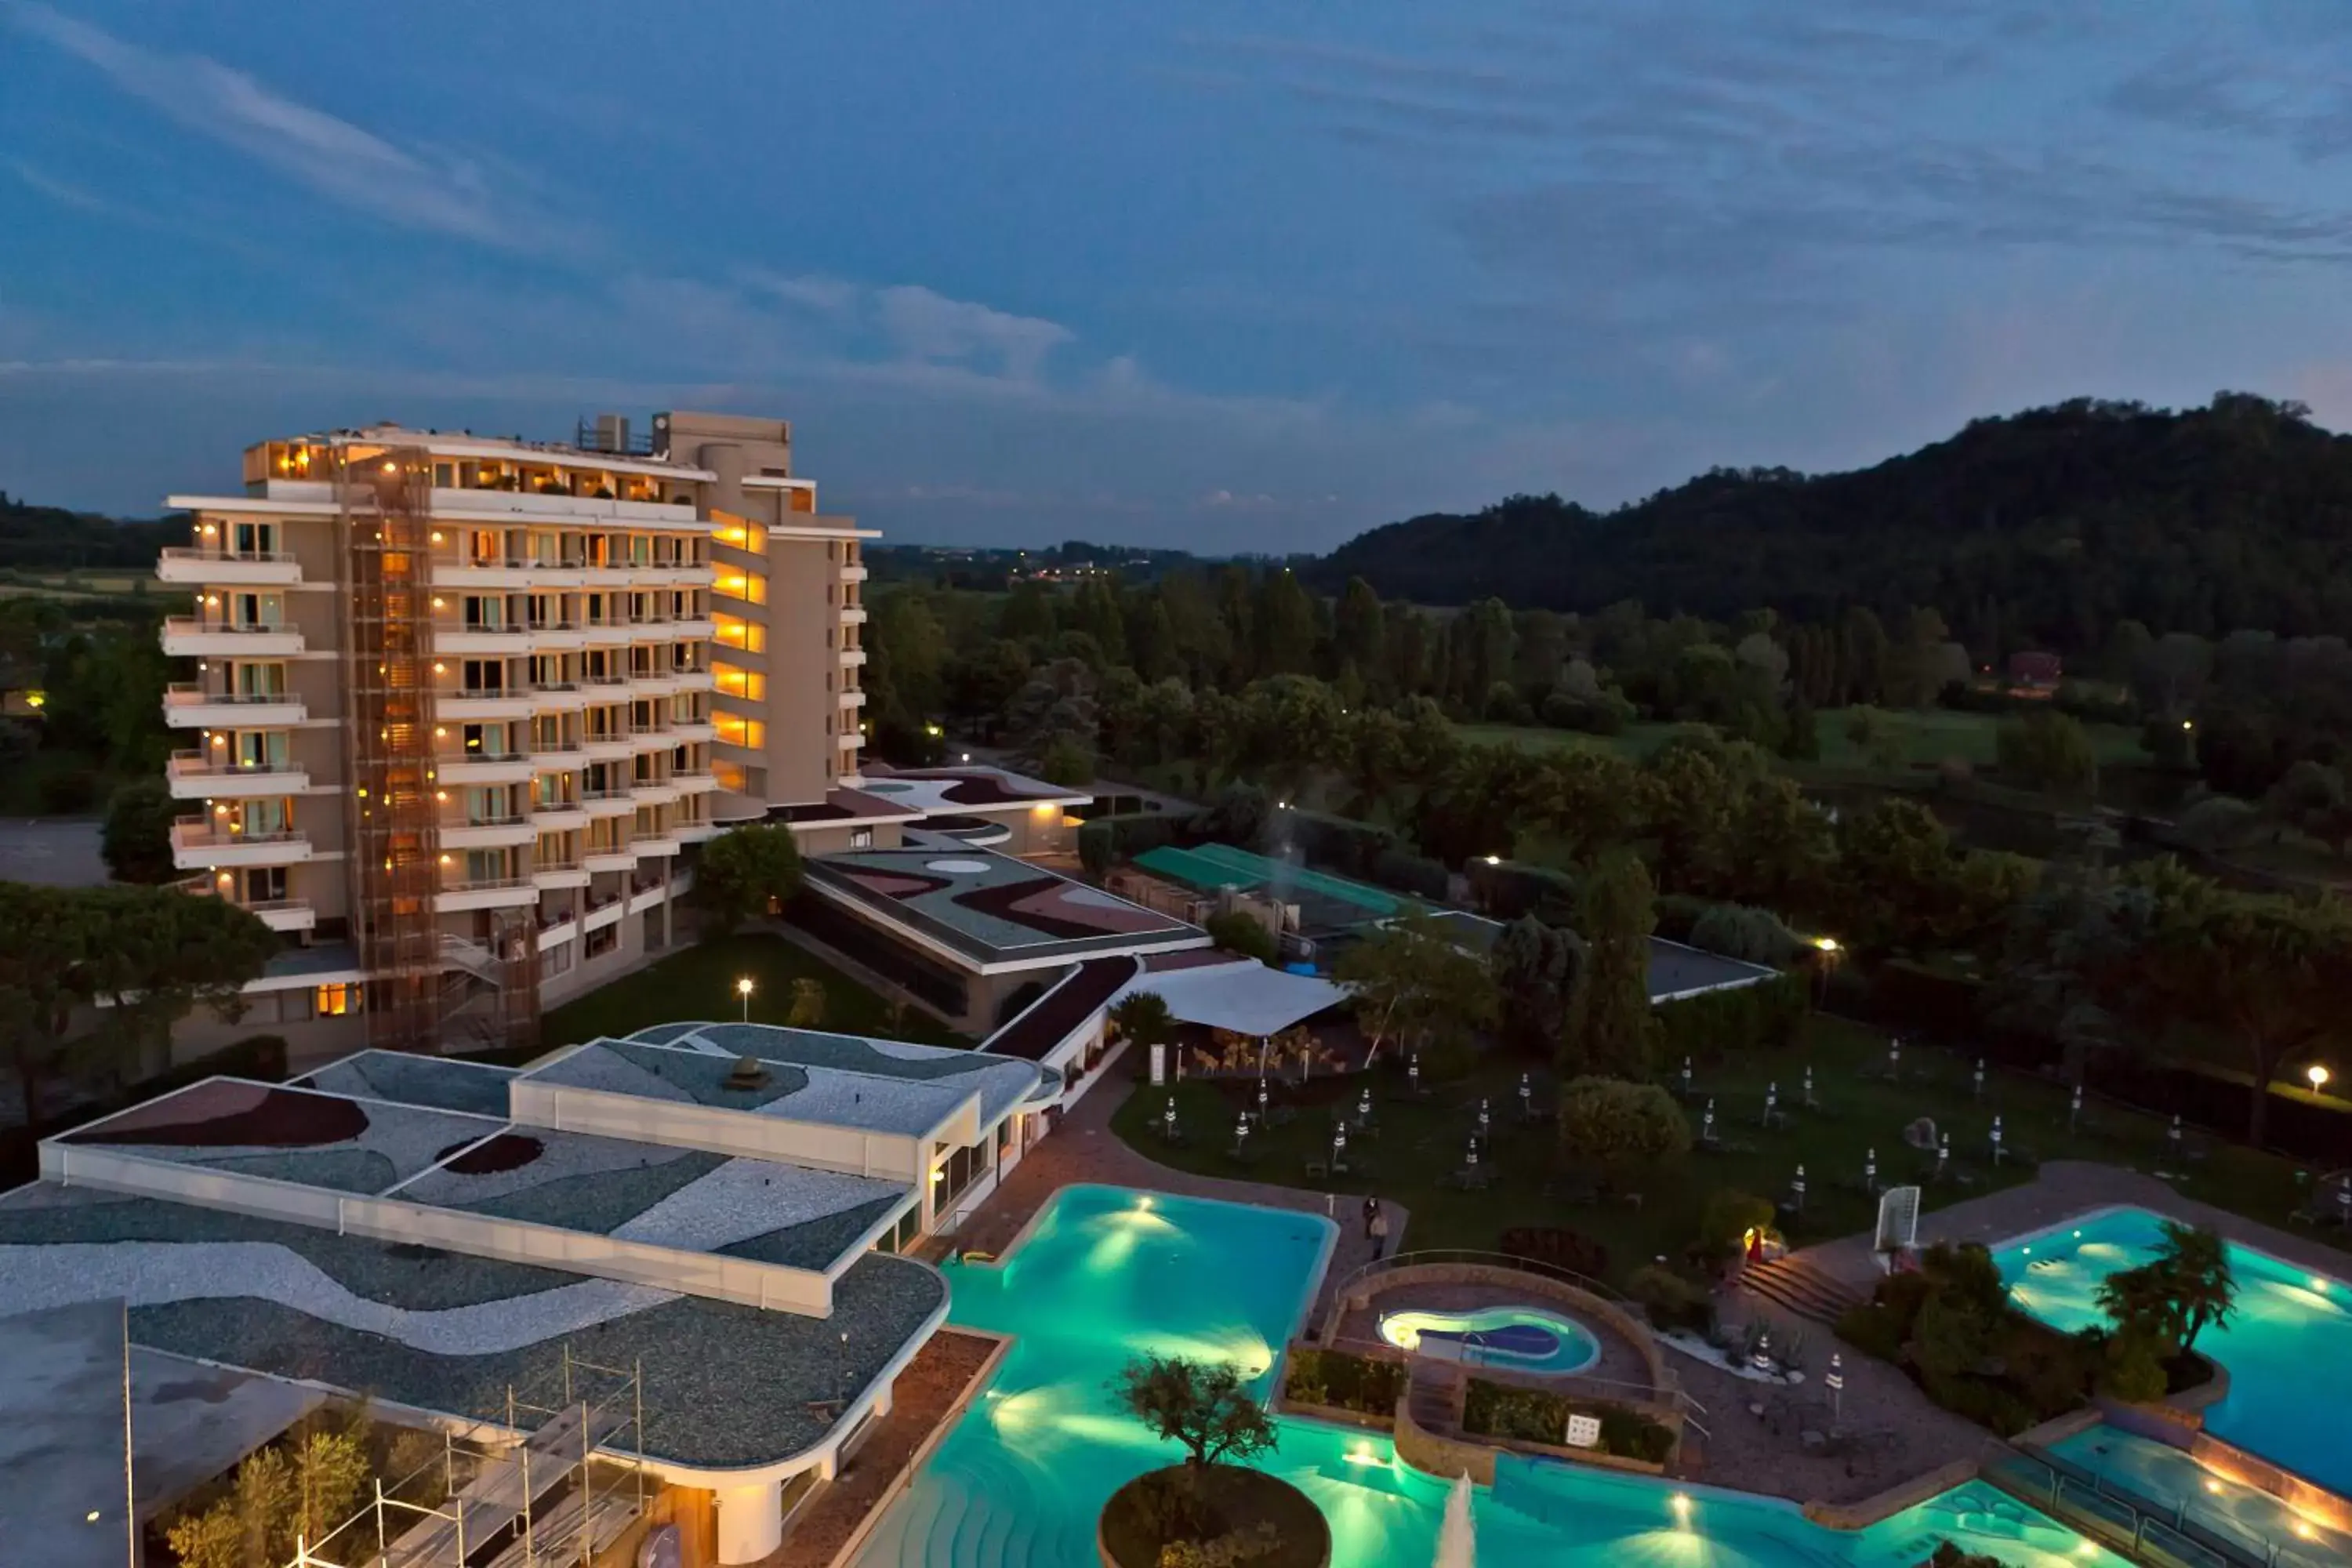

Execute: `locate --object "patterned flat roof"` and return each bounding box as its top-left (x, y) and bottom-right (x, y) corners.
top-left (802, 843), bottom-right (1205, 966)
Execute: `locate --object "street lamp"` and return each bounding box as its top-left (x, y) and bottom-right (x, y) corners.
top-left (2310, 1065), bottom-right (2332, 1094)
top-left (735, 976), bottom-right (753, 1023)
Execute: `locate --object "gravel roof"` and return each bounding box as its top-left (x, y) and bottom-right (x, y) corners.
top-left (0, 1183), bottom-right (946, 1470)
top-left (295, 1051), bottom-right (518, 1119)
top-left (801, 844), bottom-right (1200, 964)
top-left (615, 1022), bottom-right (1047, 1127)
top-left (533, 1039), bottom-right (1010, 1137)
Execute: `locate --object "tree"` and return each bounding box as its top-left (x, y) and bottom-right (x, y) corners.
top-left (1997, 709), bottom-right (2099, 799)
top-left (1109, 990), bottom-right (1174, 1051)
top-left (787, 978), bottom-right (827, 1029)
top-left (1204, 909), bottom-right (1277, 965)
top-left (1329, 907), bottom-right (1499, 1065)
top-left (692, 824), bottom-right (803, 936)
top-left (0, 884), bottom-right (275, 1131)
top-left (1490, 915), bottom-right (1577, 1056)
top-left (1555, 1076), bottom-right (1689, 1176)
top-left (1112, 1354), bottom-right (1279, 1475)
top-left (2099, 1221), bottom-right (2236, 1357)
top-left (101, 778), bottom-right (178, 883)
top-left (1562, 850), bottom-right (1655, 1078)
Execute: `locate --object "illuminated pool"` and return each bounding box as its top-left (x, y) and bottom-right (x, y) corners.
top-left (1377, 1305), bottom-right (1602, 1374)
top-left (1992, 1206), bottom-right (2352, 1496)
top-left (849, 1183), bottom-right (2125, 1568)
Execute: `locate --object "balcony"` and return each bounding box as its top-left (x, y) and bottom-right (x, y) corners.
top-left (840, 606), bottom-right (869, 627)
top-left (677, 819), bottom-right (720, 844)
top-left (839, 689), bottom-right (867, 710)
top-left (839, 563), bottom-right (869, 584)
top-left (580, 788), bottom-right (636, 819)
top-left (673, 670), bottom-right (717, 693)
top-left (435, 623), bottom-right (532, 656)
top-left (166, 751), bottom-right (310, 800)
top-left (438, 689), bottom-right (535, 721)
top-left (583, 732), bottom-right (635, 763)
top-left (630, 780), bottom-right (681, 806)
top-left (837, 730), bottom-right (862, 750)
top-left (528, 683), bottom-right (590, 712)
top-left (441, 816), bottom-right (536, 850)
top-left (530, 858), bottom-right (591, 891)
top-left (579, 622), bottom-right (635, 648)
top-left (433, 557), bottom-right (588, 590)
top-left (528, 801), bottom-right (590, 832)
top-left (583, 846), bottom-right (636, 874)
top-left (633, 831), bottom-right (681, 858)
top-left (435, 753), bottom-right (535, 786)
top-left (157, 547), bottom-right (302, 586)
top-left (171, 819), bottom-right (312, 871)
top-left (244, 898), bottom-right (318, 934)
top-left (162, 618), bottom-right (305, 658)
top-left (434, 877), bottom-right (539, 913)
top-left (669, 720), bottom-right (717, 744)
top-left (838, 648), bottom-right (868, 669)
top-left (163, 684), bottom-right (306, 728)
top-left (673, 770), bottom-right (719, 795)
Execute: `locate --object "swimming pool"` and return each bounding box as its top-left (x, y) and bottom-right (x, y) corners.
top-left (2043, 1427), bottom-right (2348, 1568)
top-left (851, 1184), bottom-right (2125, 1568)
top-left (1992, 1205), bottom-right (2352, 1495)
top-left (1378, 1305), bottom-right (1602, 1374)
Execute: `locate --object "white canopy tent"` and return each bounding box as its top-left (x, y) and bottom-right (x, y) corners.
top-left (1113, 960), bottom-right (1350, 1037)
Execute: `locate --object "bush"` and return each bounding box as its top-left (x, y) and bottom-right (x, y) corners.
top-left (1686, 903), bottom-right (1801, 968)
top-left (1204, 909), bottom-right (1277, 964)
top-left (1370, 848), bottom-right (1448, 901)
top-left (1498, 1228), bottom-right (1608, 1279)
top-left (2172, 795), bottom-right (2263, 852)
top-left (1080, 811), bottom-right (1180, 877)
top-left (102, 779), bottom-right (179, 884)
top-left (1281, 1348), bottom-right (1406, 1415)
top-left (1279, 809), bottom-right (1400, 880)
top-left (1627, 1264), bottom-right (1712, 1334)
top-left (1653, 973), bottom-right (1809, 1063)
top-left (1694, 1189), bottom-right (1777, 1261)
top-left (1555, 1076), bottom-right (1690, 1174)
top-left (1650, 892), bottom-right (1713, 943)
top-left (1838, 1246), bottom-right (2100, 1436)
top-left (1461, 1381), bottom-right (1675, 1462)
top-left (1466, 858), bottom-right (1581, 924)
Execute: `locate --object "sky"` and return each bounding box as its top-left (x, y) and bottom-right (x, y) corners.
top-left (7, 2), bottom-right (2352, 552)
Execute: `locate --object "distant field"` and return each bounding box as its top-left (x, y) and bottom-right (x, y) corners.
top-left (1459, 708), bottom-right (2148, 774)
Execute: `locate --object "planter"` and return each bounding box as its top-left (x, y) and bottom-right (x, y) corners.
top-left (1098, 1465), bottom-right (1330, 1568)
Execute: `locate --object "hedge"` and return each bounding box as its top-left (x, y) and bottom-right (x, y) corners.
top-left (1466, 858), bottom-right (1581, 924)
top-left (1653, 972), bottom-right (1808, 1064)
top-left (1077, 810), bottom-right (1181, 876)
top-left (1283, 1348), bottom-right (1408, 1416)
top-left (1461, 1381), bottom-right (1675, 1464)
top-left (1370, 848), bottom-right (1449, 902)
top-left (1278, 809), bottom-right (1402, 880)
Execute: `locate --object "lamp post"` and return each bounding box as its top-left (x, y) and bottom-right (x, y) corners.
top-left (1791, 1163), bottom-right (1806, 1214)
top-left (1802, 1063), bottom-right (1815, 1109)
top-left (735, 976), bottom-right (753, 1023)
top-left (1700, 1098), bottom-right (1716, 1145)
top-left (1408, 1053), bottom-right (1421, 1096)
top-left (1865, 1146), bottom-right (1878, 1194)
top-left (2069, 1083), bottom-right (2083, 1135)
top-left (1826, 1353), bottom-right (1844, 1421)
top-left (1358, 1087), bottom-right (1373, 1125)
top-left (1936, 1133), bottom-right (1950, 1181)
top-left (1990, 1113), bottom-right (2004, 1167)
top-left (2168, 1113), bottom-right (2183, 1161)
top-left (1332, 1122), bottom-right (1347, 1169)
top-left (1235, 1115), bottom-right (1250, 1155)
top-left (1519, 1073), bottom-right (1533, 1119)
top-left (1477, 1098), bottom-right (1491, 1139)
top-left (1465, 1133), bottom-right (1480, 1171)
top-left (1163, 1097), bottom-right (1178, 1140)
top-left (1888, 1037), bottom-right (1902, 1076)
top-left (2310, 1064), bottom-right (2333, 1097)
top-left (1762, 1080), bottom-right (1778, 1127)
top-left (1257, 1077), bottom-right (1269, 1121)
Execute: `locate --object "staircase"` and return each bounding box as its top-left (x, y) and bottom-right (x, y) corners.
top-left (1406, 1360), bottom-right (1465, 1432)
top-left (1740, 1254), bottom-right (1867, 1326)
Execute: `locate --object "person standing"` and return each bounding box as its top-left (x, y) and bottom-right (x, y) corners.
top-left (1362, 1194), bottom-right (1381, 1241)
top-left (1370, 1207), bottom-right (1392, 1260)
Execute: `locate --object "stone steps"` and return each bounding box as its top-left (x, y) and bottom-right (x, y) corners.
top-left (1740, 1255), bottom-right (1867, 1327)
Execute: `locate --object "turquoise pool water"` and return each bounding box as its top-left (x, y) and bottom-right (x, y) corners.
top-left (851, 1184), bottom-right (2124, 1568)
top-left (1377, 1305), bottom-right (1602, 1374)
top-left (2044, 1428), bottom-right (2348, 1568)
top-left (1992, 1206), bottom-right (2352, 1494)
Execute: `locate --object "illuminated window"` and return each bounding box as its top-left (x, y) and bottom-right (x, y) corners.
top-left (711, 662), bottom-right (766, 702)
top-left (713, 761), bottom-right (748, 793)
top-left (316, 983), bottom-right (358, 1017)
top-left (713, 715), bottom-right (766, 750)
top-left (713, 615), bottom-right (765, 654)
top-left (716, 568), bottom-right (767, 605)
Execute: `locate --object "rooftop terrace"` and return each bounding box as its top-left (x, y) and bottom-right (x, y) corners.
top-left (801, 843), bottom-right (1206, 967)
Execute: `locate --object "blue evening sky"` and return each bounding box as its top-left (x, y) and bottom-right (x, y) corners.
top-left (5, 2), bottom-right (2352, 550)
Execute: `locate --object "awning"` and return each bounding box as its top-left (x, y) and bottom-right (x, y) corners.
top-left (1114, 960), bottom-right (1349, 1036)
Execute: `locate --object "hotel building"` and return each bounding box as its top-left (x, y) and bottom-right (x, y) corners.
top-left (158, 412), bottom-right (872, 1060)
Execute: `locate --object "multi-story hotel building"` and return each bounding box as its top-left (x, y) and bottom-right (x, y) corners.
top-left (158, 411), bottom-right (872, 1059)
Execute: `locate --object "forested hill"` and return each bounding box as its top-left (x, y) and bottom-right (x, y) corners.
top-left (1311, 394), bottom-right (2352, 651)
top-left (0, 492), bottom-right (182, 570)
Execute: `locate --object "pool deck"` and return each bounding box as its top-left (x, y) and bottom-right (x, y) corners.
top-left (1780, 1160), bottom-right (2352, 1294)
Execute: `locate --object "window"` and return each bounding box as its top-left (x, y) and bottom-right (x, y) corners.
top-left (233, 662), bottom-right (287, 697)
top-left (463, 596), bottom-right (506, 630)
top-left (462, 659), bottom-right (504, 694)
top-left (717, 568), bottom-right (767, 605)
top-left (851, 828), bottom-right (874, 849)
top-left (713, 715), bottom-right (765, 749)
top-left (232, 731), bottom-right (290, 771)
top-left (231, 521), bottom-right (278, 557)
top-left (316, 983), bottom-right (358, 1017)
top-left (712, 662), bottom-right (765, 702)
top-left (713, 615), bottom-right (764, 654)
top-left (237, 866), bottom-right (288, 902)
top-left (713, 760), bottom-right (748, 793)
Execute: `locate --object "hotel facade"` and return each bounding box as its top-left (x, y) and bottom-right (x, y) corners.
top-left (158, 412), bottom-right (872, 1061)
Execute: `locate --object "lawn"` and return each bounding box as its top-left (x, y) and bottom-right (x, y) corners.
top-left (539, 931), bottom-right (968, 1049)
top-left (1109, 1014), bottom-right (2328, 1285)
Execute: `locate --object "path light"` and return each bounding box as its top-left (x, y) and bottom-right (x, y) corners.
top-left (2069, 1083), bottom-right (2083, 1134)
top-left (1465, 1134), bottom-right (1480, 1168)
top-left (1792, 1163), bottom-right (1806, 1213)
top-left (1936, 1133), bottom-right (1950, 1179)
top-left (1235, 1115), bottom-right (1250, 1151)
top-left (1889, 1037), bottom-right (1902, 1074)
top-left (1865, 1147), bottom-right (1878, 1191)
top-left (1991, 1114), bottom-right (2005, 1166)
top-left (1257, 1078), bottom-right (1269, 1118)
top-left (1763, 1080), bottom-right (1778, 1123)
top-left (2168, 1114), bottom-right (2183, 1156)
top-left (1408, 1054), bottom-right (1421, 1094)
top-left (1802, 1064), bottom-right (1815, 1106)
top-left (1519, 1072), bottom-right (1532, 1110)
top-left (1701, 1099), bottom-right (1716, 1143)
top-left (1973, 1058), bottom-right (1986, 1100)
top-left (1826, 1353), bottom-right (1844, 1419)
top-left (735, 976), bottom-right (753, 1022)
top-left (1359, 1087), bottom-right (1373, 1123)
top-left (2310, 1065), bottom-right (2332, 1094)
top-left (1163, 1098), bottom-right (1178, 1138)
top-left (1681, 1056), bottom-right (1693, 1098)
top-left (1477, 1098), bottom-right (1491, 1137)
top-left (1333, 1123), bottom-right (1348, 1162)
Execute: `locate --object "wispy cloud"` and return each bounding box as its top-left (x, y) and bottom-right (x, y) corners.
top-left (9, 2), bottom-right (550, 249)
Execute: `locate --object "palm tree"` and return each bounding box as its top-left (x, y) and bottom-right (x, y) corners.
top-left (2154, 1221), bottom-right (2237, 1352)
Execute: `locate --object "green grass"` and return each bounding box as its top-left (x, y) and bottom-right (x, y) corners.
top-left (539, 932), bottom-right (967, 1049)
top-left (1110, 1015), bottom-right (2330, 1283)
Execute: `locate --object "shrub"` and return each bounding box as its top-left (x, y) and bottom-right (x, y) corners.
top-left (1694, 1189), bottom-right (1777, 1261)
top-left (1370, 848), bottom-right (1448, 901)
top-left (1686, 903), bottom-right (1801, 968)
top-left (2173, 795), bottom-right (2263, 853)
top-left (1555, 1076), bottom-right (1690, 1174)
top-left (1461, 1381), bottom-right (1675, 1462)
top-left (1466, 859), bottom-right (1581, 924)
top-left (102, 779), bottom-right (179, 884)
top-left (1281, 1348), bottom-right (1406, 1415)
top-left (1498, 1228), bottom-right (1608, 1279)
top-left (1276, 808), bottom-right (1398, 879)
top-left (693, 824), bottom-right (803, 935)
top-left (1204, 910), bottom-right (1277, 964)
top-left (1627, 1264), bottom-right (1712, 1334)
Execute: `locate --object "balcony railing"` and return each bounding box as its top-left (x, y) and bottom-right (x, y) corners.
top-left (165, 684), bottom-right (299, 709)
top-left (172, 820), bottom-right (306, 851)
top-left (160, 546), bottom-right (300, 567)
top-left (167, 750), bottom-right (303, 780)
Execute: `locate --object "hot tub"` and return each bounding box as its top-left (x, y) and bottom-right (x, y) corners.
top-left (1377, 1305), bottom-right (1602, 1375)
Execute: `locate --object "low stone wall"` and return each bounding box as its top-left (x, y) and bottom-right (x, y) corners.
top-left (2187, 1433), bottom-right (2352, 1536)
top-left (2011, 1407), bottom-right (2104, 1450)
top-left (1802, 1458), bottom-right (1980, 1530)
top-left (1393, 1393), bottom-right (1497, 1487)
top-left (1329, 1260), bottom-right (1675, 1403)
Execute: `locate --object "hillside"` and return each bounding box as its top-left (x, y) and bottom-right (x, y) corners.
top-left (1312, 394), bottom-right (2352, 650)
top-left (0, 492), bottom-right (182, 572)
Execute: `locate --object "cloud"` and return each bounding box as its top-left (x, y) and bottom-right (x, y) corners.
top-left (5, 158), bottom-right (124, 217)
top-left (9, 2), bottom-right (545, 249)
top-left (871, 285), bottom-right (1073, 380)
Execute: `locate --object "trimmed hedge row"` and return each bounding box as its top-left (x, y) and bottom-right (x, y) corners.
top-left (1077, 811), bottom-right (1182, 876)
top-left (1283, 1347), bottom-right (1408, 1416)
top-left (1653, 972), bottom-right (1809, 1063)
top-left (1465, 858), bottom-right (1581, 924)
top-left (1461, 1381), bottom-right (1675, 1464)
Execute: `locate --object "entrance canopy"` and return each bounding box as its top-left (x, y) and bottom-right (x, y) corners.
top-left (1116, 960), bottom-right (1349, 1037)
